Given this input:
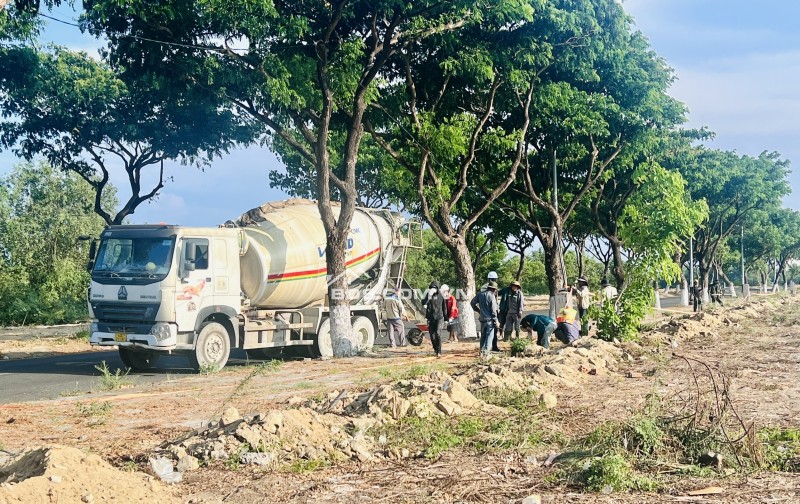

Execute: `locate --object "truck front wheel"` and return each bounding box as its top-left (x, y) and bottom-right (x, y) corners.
top-left (191, 322), bottom-right (231, 371)
top-left (118, 347), bottom-right (160, 371)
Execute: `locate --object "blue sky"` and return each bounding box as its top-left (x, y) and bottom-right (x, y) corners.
top-left (2, 0), bottom-right (799, 225)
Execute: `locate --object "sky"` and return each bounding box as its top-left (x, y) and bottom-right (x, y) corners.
top-left (2, 0), bottom-right (800, 225)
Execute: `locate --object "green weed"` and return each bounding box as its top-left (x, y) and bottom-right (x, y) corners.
top-left (509, 338), bottom-right (530, 357)
top-left (94, 361), bottom-right (132, 391)
top-left (580, 453), bottom-right (659, 493)
top-left (283, 458), bottom-right (331, 473)
top-left (76, 400), bottom-right (113, 426)
top-left (199, 363), bottom-right (221, 375)
top-left (759, 427), bottom-right (800, 471)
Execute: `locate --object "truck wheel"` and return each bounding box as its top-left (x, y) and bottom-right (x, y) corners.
top-left (407, 328), bottom-right (424, 346)
top-left (351, 316), bottom-right (376, 351)
top-left (191, 322), bottom-right (231, 371)
top-left (118, 347), bottom-right (160, 371)
top-left (312, 319), bottom-right (333, 358)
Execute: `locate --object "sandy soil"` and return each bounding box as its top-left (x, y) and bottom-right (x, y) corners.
top-left (1, 296), bottom-right (799, 503)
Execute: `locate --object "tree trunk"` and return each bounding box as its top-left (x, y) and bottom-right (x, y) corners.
top-left (323, 221), bottom-right (358, 356)
top-left (609, 238), bottom-right (625, 289)
top-left (576, 240), bottom-right (585, 279)
top-left (450, 238), bottom-right (478, 340)
top-left (699, 261), bottom-right (711, 303)
top-left (515, 251), bottom-right (525, 280)
top-left (542, 240), bottom-right (565, 318)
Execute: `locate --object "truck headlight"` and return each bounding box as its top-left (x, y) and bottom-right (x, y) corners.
top-left (149, 323), bottom-right (172, 341)
top-left (90, 323), bottom-right (99, 333)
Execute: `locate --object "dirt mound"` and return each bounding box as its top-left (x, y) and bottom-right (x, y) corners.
top-left (0, 446), bottom-right (179, 504)
top-left (162, 371), bottom-right (492, 471)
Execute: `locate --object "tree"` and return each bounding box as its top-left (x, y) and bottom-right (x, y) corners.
top-left (84, 0), bottom-right (483, 355)
top-left (0, 46), bottom-right (250, 225)
top-left (365, 1), bottom-right (556, 338)
top-left (0, 161), bottom-right (113, 324)
top-left (499, 0), bottom-right (685, 315)
top-left (678, 149), bottom-right (791, 294)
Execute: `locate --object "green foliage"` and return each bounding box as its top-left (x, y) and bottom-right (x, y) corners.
top-left (580, 453), bottom-right (659, 493)
top-left (94, 361), bottom-right (132, 391)
top-left (589, 284), bottom-right (652, 342)
top-left (509, 338), bottom-right (530, 357)
top-left (405, 229), bottom-right (458, 290)
top-left (0, 162), bottom-right (111, 325)
top-left (759, 427), bottom-right (800, 472)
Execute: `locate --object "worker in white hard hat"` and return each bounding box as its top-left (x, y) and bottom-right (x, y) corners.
top-left (480, 271), bottom-right (500, 293)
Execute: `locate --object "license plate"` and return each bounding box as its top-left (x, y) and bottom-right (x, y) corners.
top-left (114, 332), bottom-right (127, 342)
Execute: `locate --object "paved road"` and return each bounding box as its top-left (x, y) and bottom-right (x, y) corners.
top-left (0, 293), bottom-right (723, 405)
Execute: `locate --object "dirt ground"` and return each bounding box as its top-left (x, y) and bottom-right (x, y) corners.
top-left (2, 295), bottom-right (800, 503)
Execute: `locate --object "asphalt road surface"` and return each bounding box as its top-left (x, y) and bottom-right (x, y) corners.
top-left (0, 293), bottom-right (705, 404)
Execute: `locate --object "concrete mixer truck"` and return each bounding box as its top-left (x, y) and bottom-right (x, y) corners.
top-left (86, 199), bottom-right (422, 371)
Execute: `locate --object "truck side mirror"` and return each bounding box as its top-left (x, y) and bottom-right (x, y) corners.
top-left (85, 240), bottom-right (97, 272)
top-left (183, 244), bottom-right (196, 275)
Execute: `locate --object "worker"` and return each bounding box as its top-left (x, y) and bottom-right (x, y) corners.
top-left (503, 280), bottom-right (525, 340)
top-left (690, 279), bottom-right (703, 312)
top-left (520, 313), bottom-right (556, 349)
top-left (554, 303), bottom-right (581, 346)
top-left (574, 277), bottom-right (591, 336)
top-left (709, 280), bottom-right (725, 306)
top-left (600, 277), bottom-right (618, 303)
top-left (383, 288), bottom-right (408, 348)
top-left (441, 284), bottom-right (460, 343)
top-left (480, 270), bottom-right (499, 292)
top-left (470, 280), bottom-right (499, 359)
top-left (422, 281), bottom-right (448, 358)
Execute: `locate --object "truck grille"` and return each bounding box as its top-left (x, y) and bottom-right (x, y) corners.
top-left (91, 302), bottom-right (159, 323)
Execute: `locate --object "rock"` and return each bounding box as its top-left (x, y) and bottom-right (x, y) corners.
top-left (538, 393), bottom-right (557, 409)
top-left (262, 410), bottom-right (284, 434)
top-left (349, 440), bottom-right (373, 462)
top-left (626, 371), bottom-right (643, 379)
top-left (544, 364), bottom-right (569, 378)
top-left (521, 495), bottom-right (542, 504)
top-left (221, 407), bottom-right (240, 426)
top-left (589, 368), bottom-right (601, 376)
top-left (240, 452), bottom-right (275, 466)
top-left (49, 475), bottom-right (62, 483)
top-left (81, 494), bottom-right (94, 503)
top-left (441, 378), bottom-right (479, 408)
top-left (622, 352), bottom-right (634, 362)
top-left (149, 456), bottom-right (182, 484)
top-left (434, 391), bottom-right (463, 417)
top-left (286, 396), bottom-right (305, 406)
top-left (235, 423), bottom-right (263, 449)
top-left (401, 448), bottom-right (410, 458)
top-left (170, 446), bottom-right (188, 460)
top-left (176, 455), bottom-right (200, 472)
top-left (576, 347), bottom-right (591, 358)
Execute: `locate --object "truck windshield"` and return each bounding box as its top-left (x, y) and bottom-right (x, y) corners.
top-left (93, 237), bottom-right (176, 277)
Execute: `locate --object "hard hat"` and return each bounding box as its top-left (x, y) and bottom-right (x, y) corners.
top-left (440, 284), bottom-right (449, 292)
top-left (487, 271), bottom-right (498, 280)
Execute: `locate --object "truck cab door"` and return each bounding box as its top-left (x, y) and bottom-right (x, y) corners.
top-left (175, 238), bottom-right (212, 332)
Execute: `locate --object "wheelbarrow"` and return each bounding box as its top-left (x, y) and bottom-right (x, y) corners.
top-left (406, 323), bottom-right (428, 346)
